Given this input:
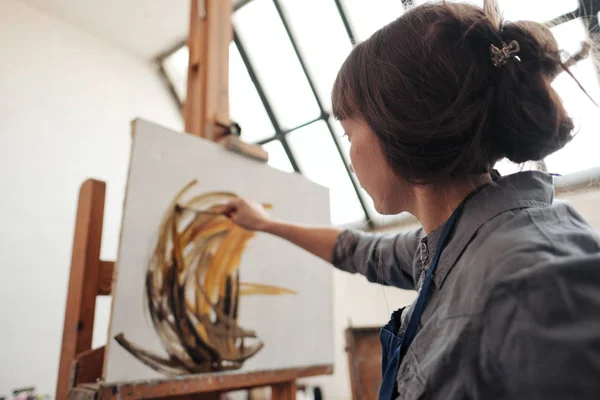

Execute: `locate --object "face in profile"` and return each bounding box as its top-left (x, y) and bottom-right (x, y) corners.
top-left (340, 117), bottom-right (410, 215)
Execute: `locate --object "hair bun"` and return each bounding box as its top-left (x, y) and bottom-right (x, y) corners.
top-left (489, 19), bottom-right (578, 163)
top-left (500, 21), bottom-right (562, 78)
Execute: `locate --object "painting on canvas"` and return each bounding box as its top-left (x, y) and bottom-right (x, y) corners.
top-left (103, 119), bottom-right (333, 383)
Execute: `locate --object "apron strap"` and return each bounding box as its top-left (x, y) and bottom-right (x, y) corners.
top-left (399, 201), bottom-right (464, 356)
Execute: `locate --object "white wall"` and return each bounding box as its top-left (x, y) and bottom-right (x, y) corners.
top-left (558, 189), bottom-right (600, 230)
top-left (0, 0), bottom-right (182, 396)
top-left (301, 270), bottom-right (416, 400)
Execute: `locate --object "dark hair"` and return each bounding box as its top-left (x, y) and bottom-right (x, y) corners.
top-left (331, 0), bottom-right (591, 183)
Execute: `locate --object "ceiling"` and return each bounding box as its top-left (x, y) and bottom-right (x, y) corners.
top-left (19, 0), bottom-right (247, 60)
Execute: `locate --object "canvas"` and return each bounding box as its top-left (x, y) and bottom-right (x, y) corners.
top-left (103, 119), bottom-right (334, 383)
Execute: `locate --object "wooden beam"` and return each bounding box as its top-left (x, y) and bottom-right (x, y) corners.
top-left (72, 347), bottom-right (106, 386)
top-left (345, 328), bottom-right (361, 400)
top-left (96, 365), bottom-right (332, 400)
top-left (345, 327), bottom-right (382, 400)
top-left (57, 179), bottom-right (106, 400)
top-left (97, 261), bottom-right (114, 296)
top-left (184, 0), bottom-right (232, 140)
top-left (204, 0), bottom-right (232, 140)
top-left (68, 384), bottom-right (99, 400)
top-left (272, 381), bottom-right (297, 400)
top-left (184, 0), bottom-right (208, 136)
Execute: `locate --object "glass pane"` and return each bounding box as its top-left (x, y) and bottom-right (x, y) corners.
top-left (280, 0), bottom-right (353, 108)
top-left (412, 0), bottom-right (576, 23)
top-left (329, 117), bottom-right (351, 159)
top-left (229, 44), bottom-right (275, 142)
top-left (545, 18), bottom-right (600, 174)
top-left (162, 46), bottom-right (188, 101)
top-left (160, 43), bottom-right (275, 143)
top-left (263, 139), bottom-right (295, 173)
top-left (341, 0), bottom-right (404, 41)
top-left (500, 0), bottom-right (578, 23)
top-left (412, 0), bottom-right (484, 9)
top-left (287, 121), bottom-right (366, 226)
top-left (233, 0), bottom-right (321, 130)
top-left (493, 159), bottom-right (538, 176)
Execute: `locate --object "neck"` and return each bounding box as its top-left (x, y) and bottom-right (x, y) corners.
top-left (411, 174), bottom-right (492, 234)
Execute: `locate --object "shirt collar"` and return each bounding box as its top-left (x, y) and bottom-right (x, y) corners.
top-left (431, 171), bottom-right (555, 289)
top-left (419, 220), bottom-right (447, 269)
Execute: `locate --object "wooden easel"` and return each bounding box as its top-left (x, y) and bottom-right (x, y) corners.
top-left (55, 1), bottom-right (332, 399)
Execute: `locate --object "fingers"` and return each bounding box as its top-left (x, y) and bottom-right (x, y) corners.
top-left (218, 202), bottom-right (236, 217)
top-left (220, 198), bottom-right (245, 217)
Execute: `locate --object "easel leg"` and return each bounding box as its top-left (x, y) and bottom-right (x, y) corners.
top-left (56, 179), bottom-right (106, 400)
top-left (272, 381), bottom-right (296, 400)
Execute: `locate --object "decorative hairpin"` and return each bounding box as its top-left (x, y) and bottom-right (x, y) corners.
top-left (490, 40), bottom-right (521, 68)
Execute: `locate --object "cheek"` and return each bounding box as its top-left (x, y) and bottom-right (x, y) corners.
top-left (349, 139), bottom-right (388, 193)
top-left (348, 144), bottom-right (367, 181)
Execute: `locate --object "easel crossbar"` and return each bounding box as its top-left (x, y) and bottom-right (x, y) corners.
top-left (96, 365), bottom-right (332, 400)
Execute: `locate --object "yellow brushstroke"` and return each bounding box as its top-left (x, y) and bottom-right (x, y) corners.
top-left (217, 228), bottom-right (254, 293)
top-left (239, 282), bottom-right (298, 296)
top-left (201, 229), bottom-right (243, 313)
top-left (134, 183), bottom-right (297, 374)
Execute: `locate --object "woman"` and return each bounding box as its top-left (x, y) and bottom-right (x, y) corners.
top-left (223, 1), bottom-right (600, 398)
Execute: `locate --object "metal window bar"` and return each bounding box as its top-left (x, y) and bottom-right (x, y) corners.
top-left (154, 0), bottom-right (265, 110)
top-left (271, 0), bottom-right (374, 228)
top-left (334, 0), bottom-right (357, 45)
top-left (233, 29), bottom-right (303, 174)
top-left (157, 63), bottom-right (184, 111)
top-left (256, 116), bottom-right (324, 146)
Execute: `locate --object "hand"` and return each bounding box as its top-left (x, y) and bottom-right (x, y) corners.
top-left (221, 198), bottom-right (273, 231)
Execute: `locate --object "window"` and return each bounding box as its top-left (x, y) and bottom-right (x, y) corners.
top-left (280, 0), bottom-right (352, 108)
top-left (500, 0), bottom-right (578, 23)
top-left (233, 0), bottom-right (320, 130)
top-left (263, 140), bottom-right (295, 173)
top-left (162, 46), bottom-right (188, 101)
top-left (161, 0), bottom-right (600, 229)
top-left (229, 45), bottom-right (275, 143)
top-left (546, 18), bottom-right (600, 174)
top-left (340, 0), bottom-right (404, 41)
top-left (287, 121), bottom-right (366, 226)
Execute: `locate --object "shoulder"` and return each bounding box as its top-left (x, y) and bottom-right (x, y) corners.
top-left (443, 200), bottom-right (600, 316)
top-left (466, 199), bottom-right (599, 278)
top-left (485, 197), bottom-right (600, 299)
top-left (476, 199), bottom-right (600, 352)
top-left (478, 252), bottom-right (600, 397)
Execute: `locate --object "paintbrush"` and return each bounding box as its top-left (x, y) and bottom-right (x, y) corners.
top-left (174, 204), bottom-right (226, 216)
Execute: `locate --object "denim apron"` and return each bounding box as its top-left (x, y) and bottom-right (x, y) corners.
top-left (378, 200), bottom-right (467, 400)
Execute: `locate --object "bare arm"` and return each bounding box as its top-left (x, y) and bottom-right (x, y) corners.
top-left (221, 197), bottom-right (421, 289)
top-left (263, 220), bottom-right (340, 263)
top-left (220, 197), bottom-right (340, 262)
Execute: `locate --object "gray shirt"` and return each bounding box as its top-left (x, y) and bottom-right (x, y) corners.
top-left (332, 171), bottom-right (600, 399)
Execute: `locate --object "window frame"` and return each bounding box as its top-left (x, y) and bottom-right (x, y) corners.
top-left (157, 0), bottom-right (600, 230)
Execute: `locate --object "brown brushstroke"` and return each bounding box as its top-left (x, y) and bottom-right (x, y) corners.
top-left (116, 181), bottom-right (295, 376)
